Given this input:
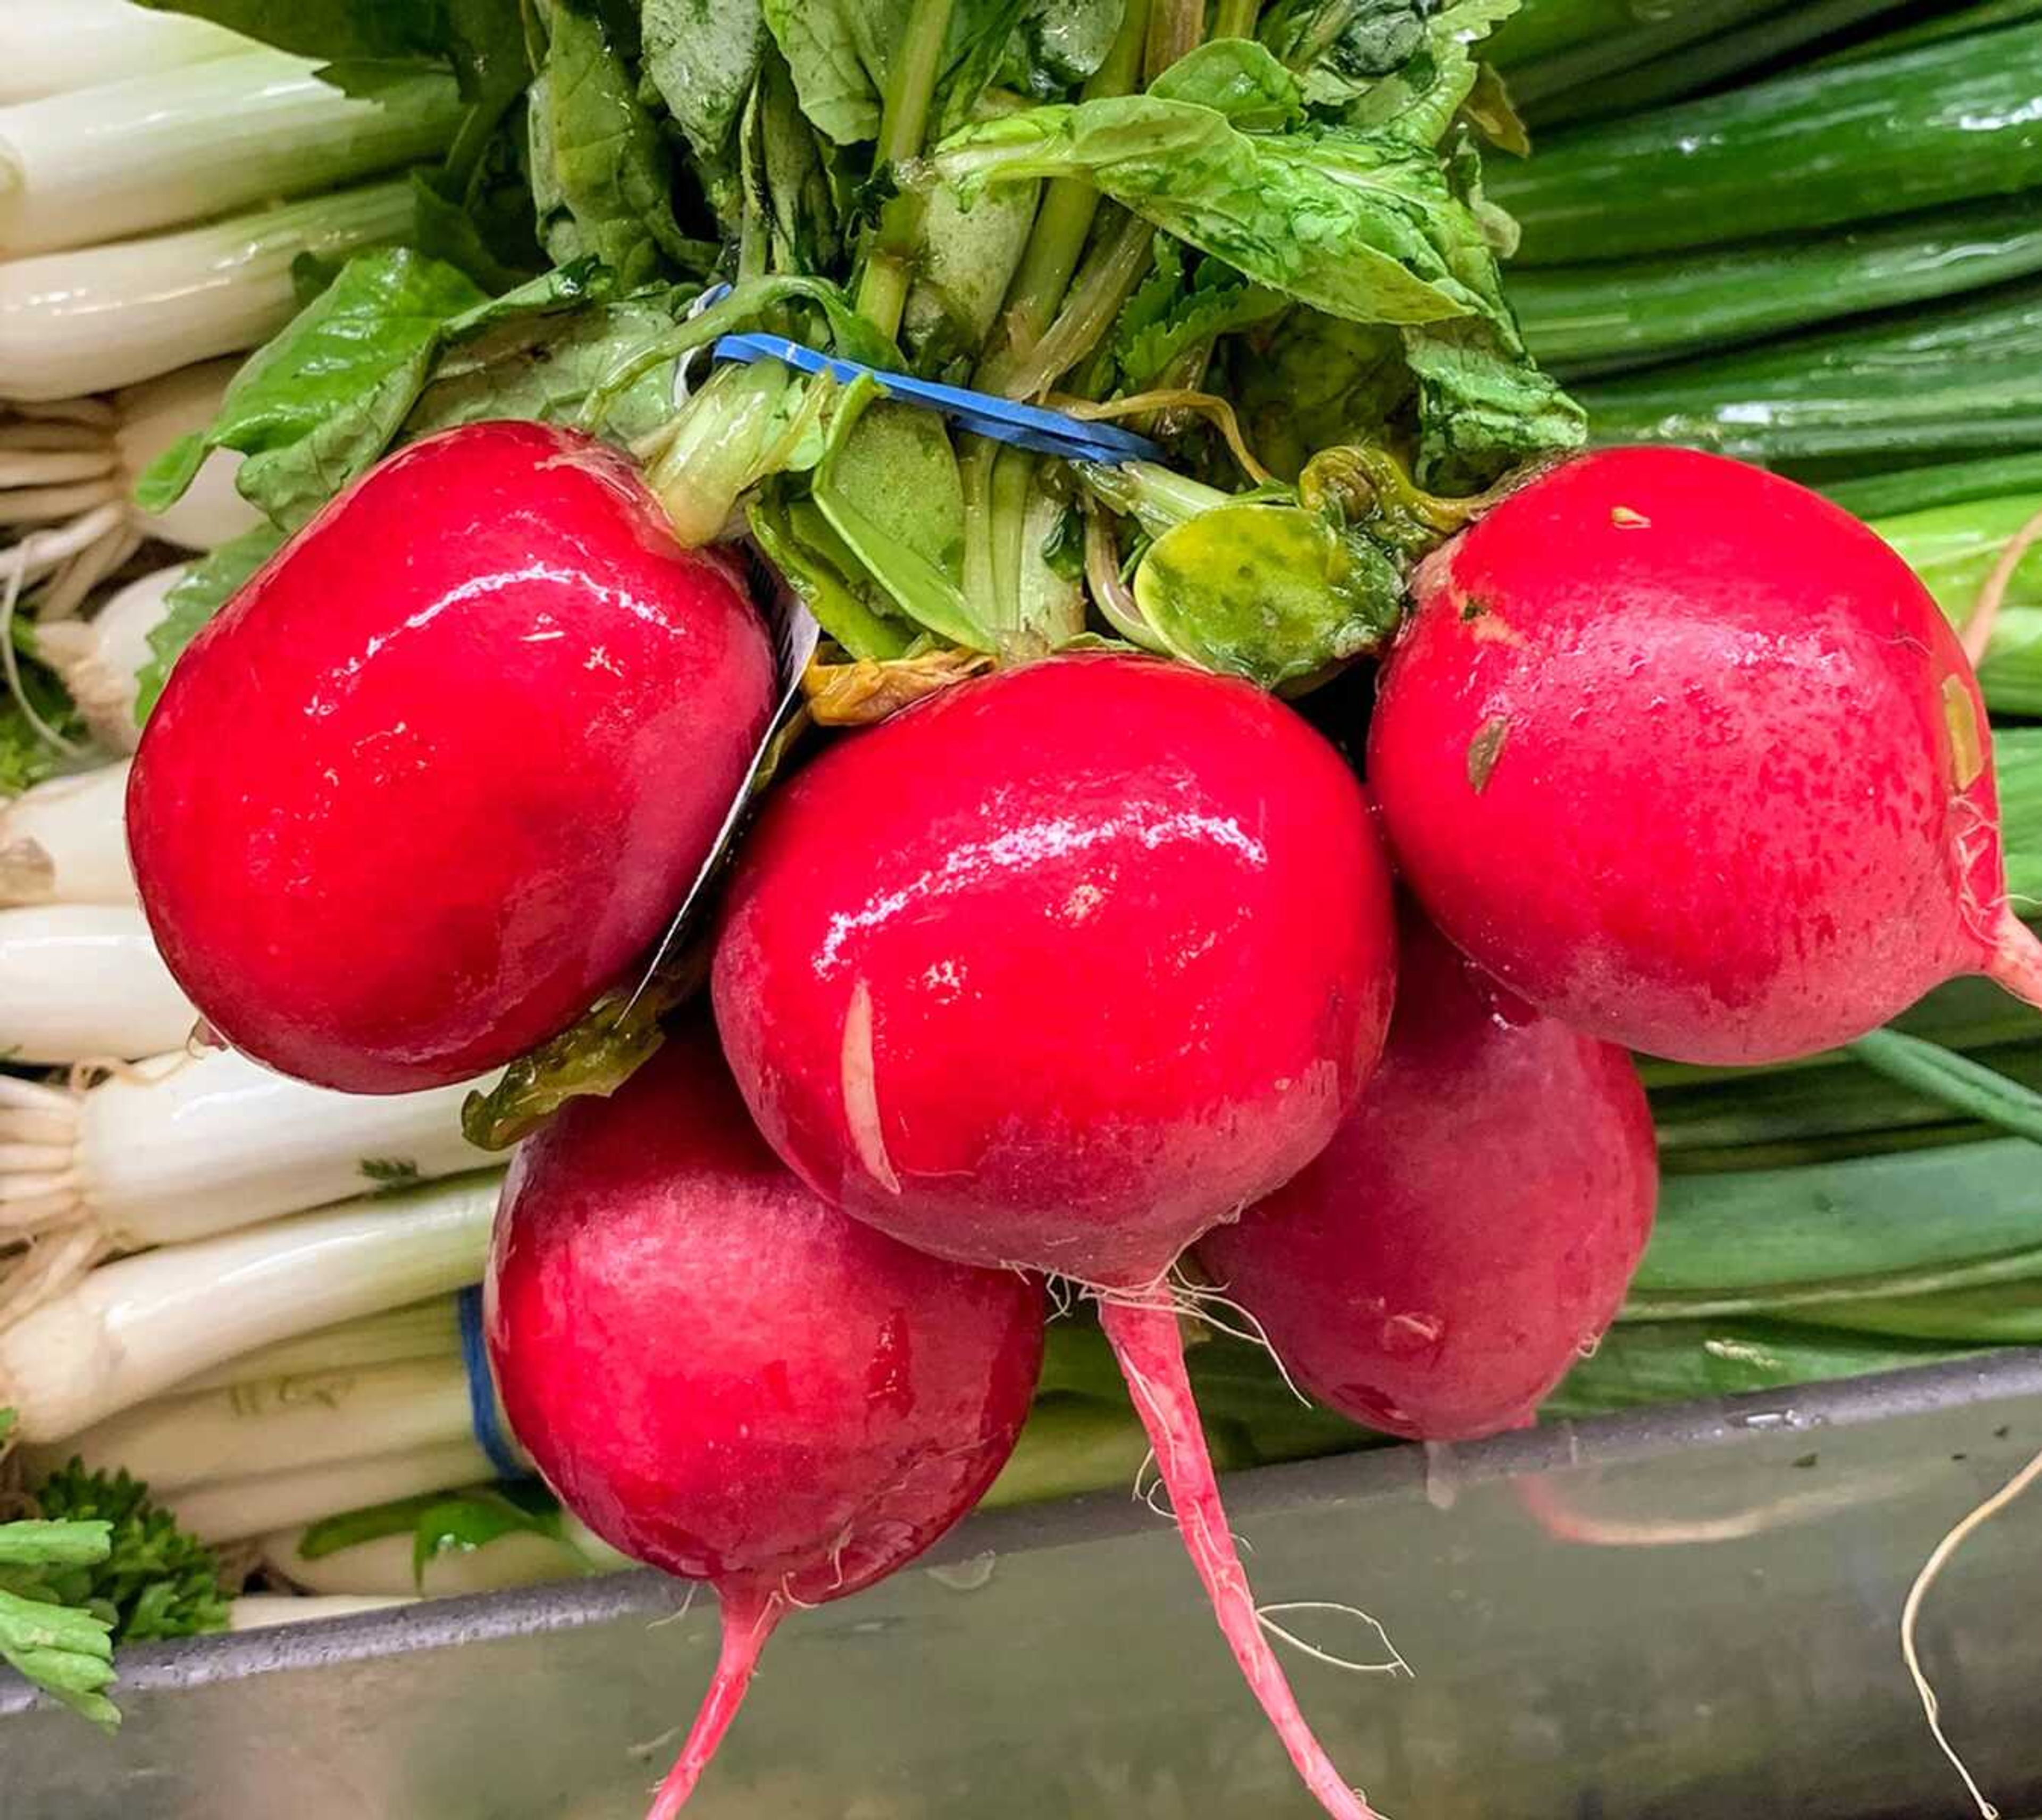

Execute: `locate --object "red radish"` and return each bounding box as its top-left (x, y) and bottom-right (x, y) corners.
top-left (713, 652), bottom-right (1399, 1820)
top-left (486, 1022), bottom-right (1043, 1817)
top-left (127, 421), bottom-right (775, 1094)
top-left (1368, 445), bottom-right (2042, 1066)
top-left (1199, 910), bottom-right (1658, 1441)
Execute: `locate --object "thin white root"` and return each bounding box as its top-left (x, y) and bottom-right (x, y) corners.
top-left (0, 1225), bottom-right (108, 1333)
top-left (1256, 1602), bottom-right (1414, 1680)
top-left (0, 548), bottom-right (81, 755)
top-left (1, 500), bottom-right (124, 586)
top-left (1964, 504), bottom-right (2042, 670)
top-left (1899, 1445), bottom-right (2042, 1820)
top-left (37, 523), bottom-right (143, 623)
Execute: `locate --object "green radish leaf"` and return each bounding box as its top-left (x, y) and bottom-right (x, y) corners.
top-left (763, 0), bottom-right (1062, 147)
top-left (133, 1), bottom-right (454, 63)
top-left (1227, 309), bottom-right (1413, 481)
top-left (408, 289), bottom-right (698, 446)
top-left (1003, 0), bottom-right (1129, 97)
top-left (813, 388), bottom-right (987, 649)
top-left (1404, 311), bottom-right (1585, 491)
top-left (930, 97), bottom-right (1494, 327)
top-left (133, 525), bottom-right (289, 725)
top-left (462, 985), bottom-right (675, 1150)
top-left (935, 0), bottom-right (1037, 138)
top-left (749, 492), bottom-right (915, 661)
top-left (135, 249), bottom-right (488, 529)
top-left (1133, 503), bottom-right (1403, 690)
top-left (761, 0), bottom-right (907, 146)
top-left (741, 44), bottom-right (848, 278)
top-left (526, 0), bottom-right (717, 286)
top-left (641, 0), bottom-right (770, 160)
top-left (1148, 38), bottom-right (1307, 132)
top-left (1259, 0), bottom-right (1435, 90)
top-left (1115, 245), bottom-right (1287, 391)
top-left (408, 1486), bottom-right (566, 1586)
top-left (138, 251), bottom-right (612, 538)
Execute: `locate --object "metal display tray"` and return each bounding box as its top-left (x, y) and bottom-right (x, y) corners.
top-left (5, 1351), bottom-right (2040, 1819)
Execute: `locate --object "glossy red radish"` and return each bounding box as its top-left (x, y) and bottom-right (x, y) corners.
top-left (1199, 911), bottom-right (1658, 1441)
top-left (714, 652), bottom-right (1399, 1820)
top-left (127, 421), bottom-right (775, 1094)
top-left (486, 1024), bottom-right (1043, 1817)
top-left (1368, 444), bottom-right (2042, 1066)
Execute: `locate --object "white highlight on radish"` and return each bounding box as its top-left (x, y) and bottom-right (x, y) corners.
top-left (0, 761), bottom-right (135, 905)
top-left (0, 903), bottom-right (196, 1064)
top-left (0, 51), bottom-right (459, 259)
top-left (0, 1172), bottom-right (499, 1441)
top-left (0, 1046), bottom-right (497, 1318)
top-left (0, 178), bottom-right (415, 402)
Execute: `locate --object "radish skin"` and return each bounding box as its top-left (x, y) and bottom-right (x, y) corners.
top-left (0, 761), bottom-right (135, 905)
top-left (487, 1028), bottom-right (1043, 1815)
top-left (1199, 913), bottom-right (1660, 1440)
top-left (37, 568), bottom-right (187, 750)
top-left (714, 653), bottom-right (1397, 1820)
top-left (1369, 447), bottom-right (2042, 1064)
top-left (0, 903), bottom-right (195, 1064)
top-left (130, 422), bottom-right (777, 1093)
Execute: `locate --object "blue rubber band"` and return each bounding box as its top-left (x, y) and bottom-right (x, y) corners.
top-left (457, 1285), bottom-right (525, 1481)
top-left (710, 331), bottom-right (1165, 465)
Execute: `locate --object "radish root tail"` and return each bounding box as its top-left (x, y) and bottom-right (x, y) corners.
top-left (1963, 504), bottom-right (2042, 670)
top-left (1986, 908), bottom-right (2042, 1014)
top-left (645, 1584), bottom-right (782, 1820)
top-left (1099, 1295), bottom-right (1385, 1820)
top-left (1900, 1444), bottom-right (2042, 1820)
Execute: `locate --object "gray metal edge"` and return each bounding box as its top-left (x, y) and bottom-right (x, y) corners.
top-left (8, 1348), bottom-right (2039, 1710)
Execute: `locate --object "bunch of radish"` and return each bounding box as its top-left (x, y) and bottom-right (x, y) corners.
top-left (120, 420), bottom-right (2042, 1817)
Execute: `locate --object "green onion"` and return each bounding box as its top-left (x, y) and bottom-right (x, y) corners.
top-left (1489, 27), bottom-right (2042, 265)
top-left (1514, 198), bottom-right (2042, 379)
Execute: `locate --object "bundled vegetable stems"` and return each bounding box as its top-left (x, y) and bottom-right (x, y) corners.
top-left (3, 5), bottom-right (2042, 1817)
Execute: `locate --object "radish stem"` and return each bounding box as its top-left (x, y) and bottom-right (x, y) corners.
top-left (1099, 1295), bottom-right (1383, 1820)
top-left (647, 1588), bottom-right (782, 1820)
